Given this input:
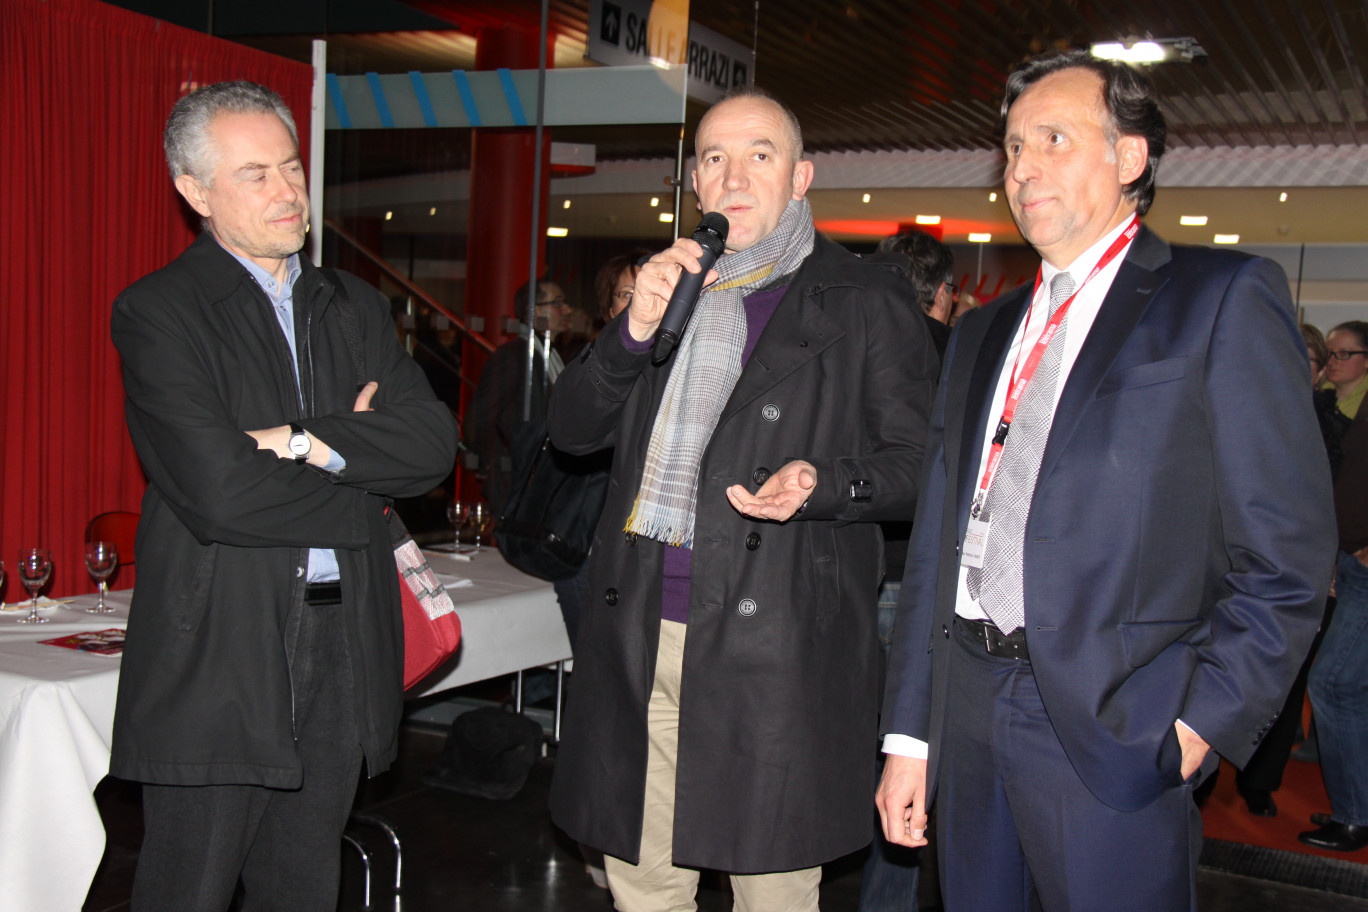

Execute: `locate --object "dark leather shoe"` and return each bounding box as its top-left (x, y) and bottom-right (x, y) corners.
top-left (1242, 791), bottom-right (1277, 817)
top-left (1311, 812), bottom-right (1334, 827)
top-left (1298, 822), bottom-right (1368, 852)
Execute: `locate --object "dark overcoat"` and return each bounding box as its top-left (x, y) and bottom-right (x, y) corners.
top-left (109, 234), bottom-right (457, 787)
top-left (546, 235), bottom-right (938, 872)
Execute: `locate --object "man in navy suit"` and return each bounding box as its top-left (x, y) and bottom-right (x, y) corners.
top-left (876, 50), bottom-right (1336, 911)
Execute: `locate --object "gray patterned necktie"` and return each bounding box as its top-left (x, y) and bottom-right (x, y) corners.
top-left (966, 271), bottom-right (1075, 633)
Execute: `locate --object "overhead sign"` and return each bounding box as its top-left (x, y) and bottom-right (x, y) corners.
top-left (588, 0), bottom-right (754, 105)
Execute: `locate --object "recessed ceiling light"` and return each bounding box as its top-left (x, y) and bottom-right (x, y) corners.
top-left (650, 197), bottom-right (660, 207)
top-left (989, 192), bottom-right (997, 202)
top-left (1090, 37), bottom-right (1205, 65)
top-left (1213, 234), bottom-right (1240, 244)
top-left (1279, 192), bottom-right (1288, 202)
top-left (546, 227), bottom-right (568, 237)
top-left (1179, 215), bottom-right (1208, 226)
top-left (384, 211), bottom-right (393, 221)
top-left (563, 200), bottom-right (572, 209)
top-left (659, 212), bottom-right (674, 223)
top-left (915, 215), bottom-right (941, 225)
top-left (429, 207), bottom-right (437, 216)
top-left (968, 233), bottom-right (992, 243)
top-left (862, 193), bottom-right (871, 203)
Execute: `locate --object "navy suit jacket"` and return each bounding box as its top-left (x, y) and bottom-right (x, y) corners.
top-left (882, 226), bottom-right (1336, 812)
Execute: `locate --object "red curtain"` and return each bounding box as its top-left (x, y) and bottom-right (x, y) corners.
top-left (1, 0), bottom-right (312, 597)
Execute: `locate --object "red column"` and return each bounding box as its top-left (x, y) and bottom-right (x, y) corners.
top-left (460, 23), bottom-right (553, 498)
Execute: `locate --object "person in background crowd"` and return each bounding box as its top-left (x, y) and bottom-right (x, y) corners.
top-left (109, 81), bottom-right (456, 912)
top-left (547, 85), bottom-right (936, 912)
top-left (877, 50), bottom-right (1333, 911)
top-left (1301, 320), bottom-right (1368, 853)
top-left (595, 248), bottom-right (654, 326)
top-left (1323, 321), bottom-right (1368, 420)
top-left (878, 228), bottom-right (955, 357)
top-left (464, 278), bottom-right (572, 514)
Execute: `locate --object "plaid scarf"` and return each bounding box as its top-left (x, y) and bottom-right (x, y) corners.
top-left (625, 198), bottom-right (815, 547)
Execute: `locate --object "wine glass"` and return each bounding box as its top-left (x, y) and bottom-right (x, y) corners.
top-left (471, 502), bottom-right (492, 553)
top-left (16, 548), bottom-right (53, 624)
top-left (85, 541), bottom-right (119, 614)
top-left (446, 498), bottom-right (467, 549)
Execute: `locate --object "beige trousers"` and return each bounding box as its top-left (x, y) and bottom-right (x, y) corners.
top-left (603, 619), bottom-right (822, 912)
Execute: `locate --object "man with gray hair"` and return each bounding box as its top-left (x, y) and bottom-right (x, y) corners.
top-left (110, 81), bottom-right (456, 910)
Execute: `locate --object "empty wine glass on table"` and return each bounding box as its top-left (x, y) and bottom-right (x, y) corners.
top-left (85, 541), bottom-right (119, 614)
top-left (17, 548), bottom-right (53, 624)
top-left (447, 499), bottom-right (467, 549)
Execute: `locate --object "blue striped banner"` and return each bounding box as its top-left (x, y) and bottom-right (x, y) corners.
top-left (365, 72), bottom-right (395, 128)
top-left (497, 68), bottom-right (528, 126)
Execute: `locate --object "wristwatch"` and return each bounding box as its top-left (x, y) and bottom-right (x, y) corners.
top-left (288, 422), bottom-right (311, 464)
top-left (849, 479), bottom-right (873, 503)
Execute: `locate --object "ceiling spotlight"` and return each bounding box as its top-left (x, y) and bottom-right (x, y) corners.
top-left (1179, 215), bottom-right (1208, 226)
top-left (862, 193), bottom-right (871, 203)
top-left (989, 192), bottom-right (997, 202)
top-left (547, 227), bottom-right (568, 237)
top-left (650, 197), bottom-right (660, 207)
top-left (563, 200), bottom-right (572, 209)
top-left (968, 233), bottom-right (992, 243)
top-left (429, 207), bottom-right (437, 216)
top-left (1279, 192), bottom-right (1288, 202)
top-left (659, 212), bottom-right (674, 223)
top-left (384, 211), bottom-right (393, 221)
top-left (1091, 37), bottom-right (1206, 65)
top-left (1213, 234), bottom-right (1240, 244)
top-left (915, 215), bottom-right (941, 225)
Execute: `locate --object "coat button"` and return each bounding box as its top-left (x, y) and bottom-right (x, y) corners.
top-left (745, 532), bottom-right (761, 551)
top-left (943, 625), bottom-right (950, 638)
top-left (752, 466), bottom-right (771, 485)
top-left (761, 404), bottom-right (780, 422)
top-left (624, 532), bottom-right (637, 547)
top-left (737, 598), bottom-right (757, 617)
top-left (604, 588), bottom-right (619, 606)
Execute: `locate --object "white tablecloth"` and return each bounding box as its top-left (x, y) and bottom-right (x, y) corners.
top-left (0, 590), bottom-right (131, 912)
top-left (0, 551), bottom-right (567, 912)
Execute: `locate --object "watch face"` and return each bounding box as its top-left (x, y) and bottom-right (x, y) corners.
top-left (289, 434), bottom-right (310, 457)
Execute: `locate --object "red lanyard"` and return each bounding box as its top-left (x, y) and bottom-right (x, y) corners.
top-left (970, 215), bottom-right (1140, 518)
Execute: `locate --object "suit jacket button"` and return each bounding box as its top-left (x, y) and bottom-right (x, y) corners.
top-left (943, 625), bottom-right (950, 638)
top-left (604, 588), bottom-right (619, 606)
top-left (745, 532), bottom-right (761, 551)
top-left (624, 531), bottom-right (637, 546)
top-left (752, 467), bottom-right (771, 485)
top-left (737, 598), bottom-right (757, 617)
top-left (761, 404), bottom-right (781, 422)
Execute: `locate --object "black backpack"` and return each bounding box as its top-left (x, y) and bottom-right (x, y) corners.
top-left (495, 416), bottom-right (611, 582)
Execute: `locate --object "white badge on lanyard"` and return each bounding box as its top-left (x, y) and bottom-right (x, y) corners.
top-left (961, 515), bottom-right (990, 570)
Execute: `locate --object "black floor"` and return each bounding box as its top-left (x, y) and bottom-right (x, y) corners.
top-left (86, 723), bottom-right (1368, 912)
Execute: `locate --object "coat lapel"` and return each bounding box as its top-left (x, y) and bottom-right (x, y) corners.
top-left (716, 263), bottom-right (844, 426)
top-left (953, 290), bottom-right (1030, 527)
top-left (1036, 227), bottom-right (1172, 484)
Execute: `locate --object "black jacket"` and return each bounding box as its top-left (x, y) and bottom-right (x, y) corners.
top-left (546, 235), bottom-right (938, 871)
top-left (110, 234), bottom-right (456, 786)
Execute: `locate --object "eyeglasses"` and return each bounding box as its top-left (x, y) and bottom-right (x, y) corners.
top-left (1328, 350), bottom-right (1368, 361)
top-left (537, 297), bottom-right (570, 309)
top-left (945, 282), bottom-right (960, 298)
top-left (612, 290), bottom-right (634, 303)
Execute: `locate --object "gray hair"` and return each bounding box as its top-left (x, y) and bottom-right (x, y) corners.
top-left (164, 81), bottom-right (298, 183)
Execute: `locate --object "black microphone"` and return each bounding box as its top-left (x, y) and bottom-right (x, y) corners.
top-left (651, 212), bottom-right (729, 364)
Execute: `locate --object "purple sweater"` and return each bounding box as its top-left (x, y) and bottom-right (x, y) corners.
top-left (621, 284), bottom-right (788, 623)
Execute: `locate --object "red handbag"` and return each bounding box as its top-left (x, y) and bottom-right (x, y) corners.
top-left (388, 505), bottom-right (462, 689)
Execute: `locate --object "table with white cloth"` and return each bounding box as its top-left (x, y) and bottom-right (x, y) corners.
top-left (0, 551), bottom-right (568, 912)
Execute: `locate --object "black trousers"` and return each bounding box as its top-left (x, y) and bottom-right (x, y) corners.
top-left (130, 600), bottom-right (363, 912)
